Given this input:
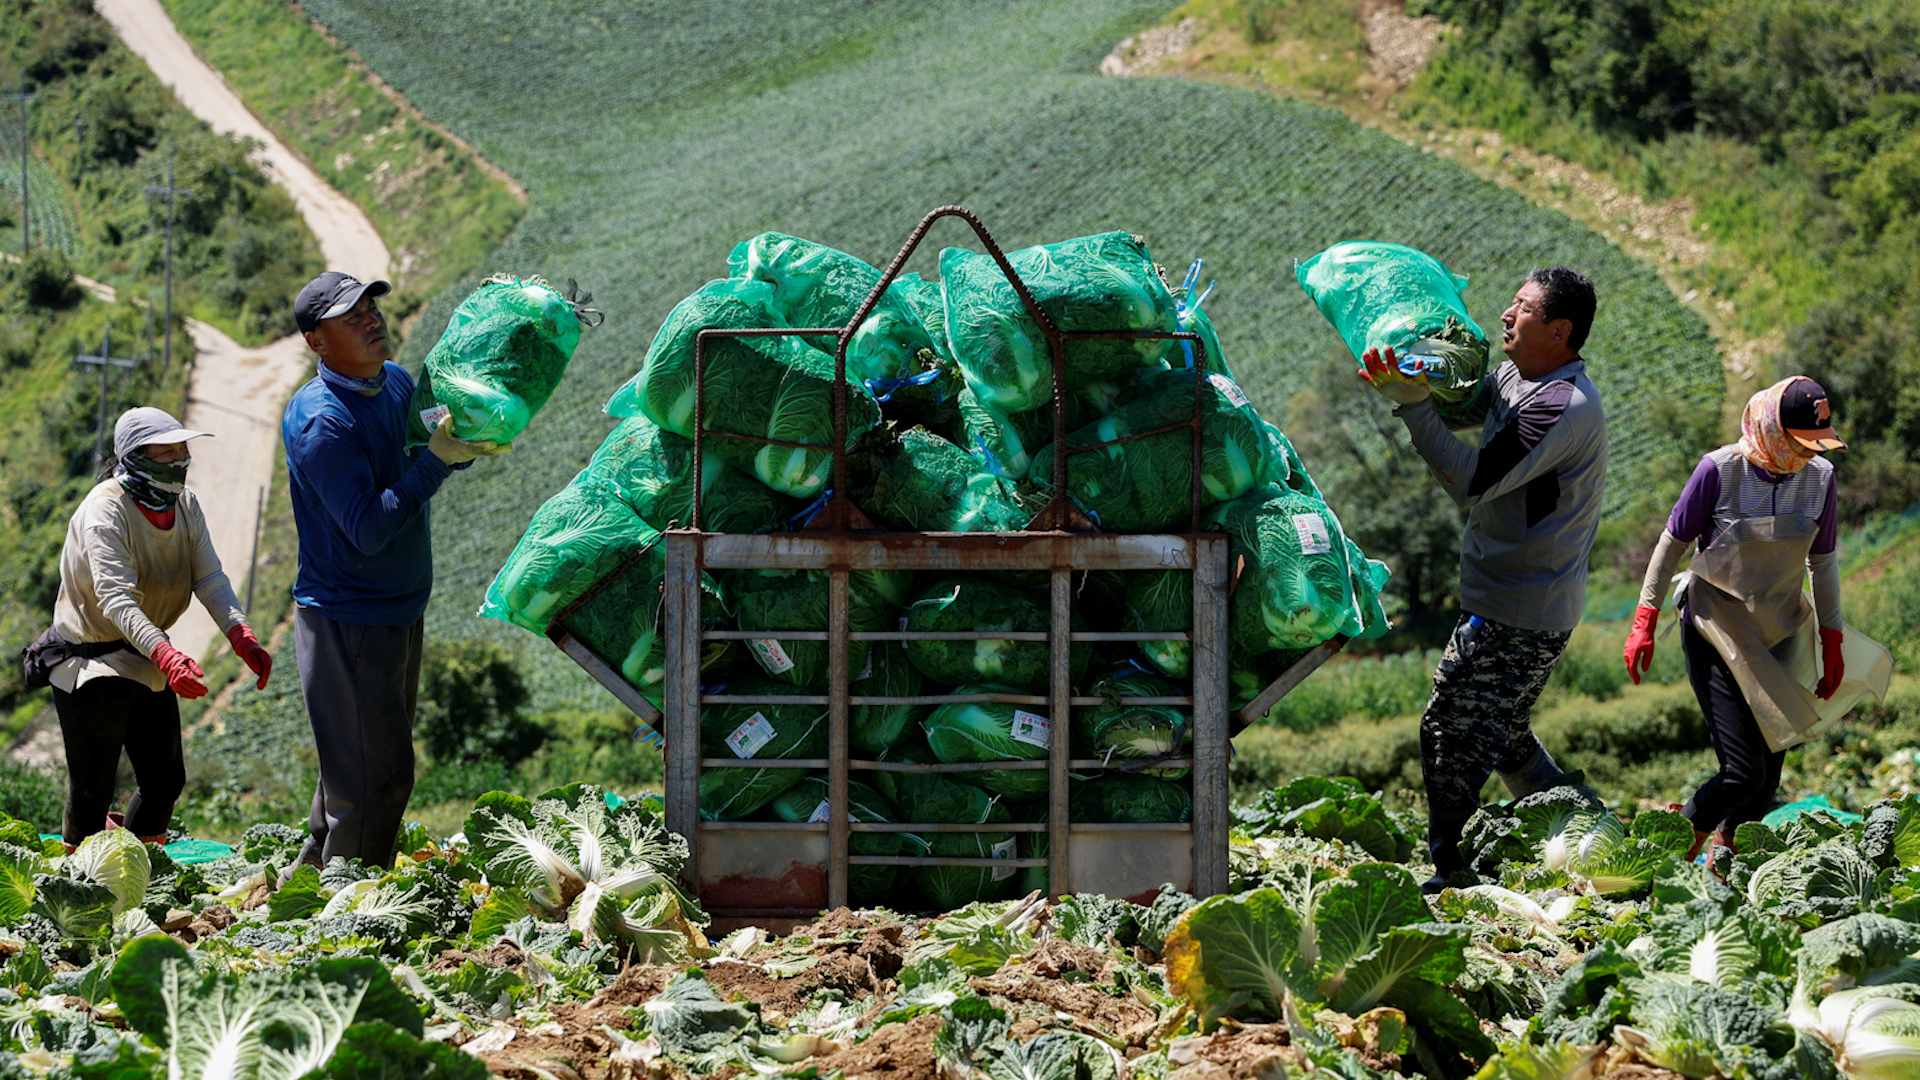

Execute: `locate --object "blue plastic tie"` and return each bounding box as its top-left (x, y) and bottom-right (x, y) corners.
top-left (1397, 353), bottom-right (1447, 378)
top-left (1174, 258), bottom-right (1216, 370)
top-left (790, 489), bottom-right (834, 531)
top-left (864, 368), bottom-right (942, 403)
top-left (972, 436), bottom-right (1020, 481)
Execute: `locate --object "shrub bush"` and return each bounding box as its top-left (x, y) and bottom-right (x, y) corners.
top-left (415, 638), bottom-right (546, 766)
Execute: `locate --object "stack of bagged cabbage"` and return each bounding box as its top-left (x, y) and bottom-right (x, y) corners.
top-left (478, 231), bottom-right (1392, 909)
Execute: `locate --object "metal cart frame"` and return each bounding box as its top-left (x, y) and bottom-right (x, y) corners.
top-left (551, 206), bottom-right (1344, 919)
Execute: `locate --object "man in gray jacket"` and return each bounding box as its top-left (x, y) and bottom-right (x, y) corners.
top-left (1360, 265), bottom-right (1607, 891)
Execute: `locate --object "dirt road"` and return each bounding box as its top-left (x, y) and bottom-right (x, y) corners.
top-left (93, 0), bottom-right (393, 662)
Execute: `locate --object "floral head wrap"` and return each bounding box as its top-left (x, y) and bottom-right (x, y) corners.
top-left (1738, 377), bottom-right (1819, 475)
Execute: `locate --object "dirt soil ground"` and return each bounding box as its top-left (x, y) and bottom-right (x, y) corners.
top-left (800, 1013), bottom-right (945, 1080)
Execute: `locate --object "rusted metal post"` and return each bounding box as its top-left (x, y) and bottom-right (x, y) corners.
top-left (664, 533), bottom-right (704, 890)
top-left (1191, 536), bottom-right (1231, 897)
top-left (1048, 567), bottom-right (1072, 897)
top-left (827, 568), bottom-right (852, 909)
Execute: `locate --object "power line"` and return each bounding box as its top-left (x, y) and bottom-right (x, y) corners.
top-left (145, 160), bottom-right (194, 369)
top-left (75, 324), bottom-right (138, 475)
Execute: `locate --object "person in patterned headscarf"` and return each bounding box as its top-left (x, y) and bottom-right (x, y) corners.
top-left (1624, 377), bottom-right (1852, 861)
top-left (34, 407), bottom-right (273, 851)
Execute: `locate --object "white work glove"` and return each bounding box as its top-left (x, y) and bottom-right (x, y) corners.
top-left (427, 414), bottom-right (510, 465)
top-left (1360, 346), bottom-right (1432, 406)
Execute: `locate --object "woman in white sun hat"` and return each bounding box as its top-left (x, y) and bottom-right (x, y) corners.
top-left (27, 406), bottom-right (273, 851)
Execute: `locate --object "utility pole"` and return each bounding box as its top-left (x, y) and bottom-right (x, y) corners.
top-left (2, 76), bottom-right (35, 252)
top-left (75, 324), bottom-right (138, 474)
top-left (145, 161), bottom-right (193, 368)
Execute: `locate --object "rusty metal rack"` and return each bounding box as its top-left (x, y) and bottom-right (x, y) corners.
top-left (550, 206), bottom-right (1342, 920)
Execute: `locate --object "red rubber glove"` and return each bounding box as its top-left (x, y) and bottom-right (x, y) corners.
top-left (1623, 605), bottom-right (1660, 685)
top-left (227, 624), bottom-right (273, 690)
top-left (1817, 627), bottom-right (1845, 700)
top-left (150, 642), bottom-right (208, 699)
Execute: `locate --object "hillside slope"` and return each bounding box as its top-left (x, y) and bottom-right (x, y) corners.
top-left (294, 0), bottom-right (1722, 708)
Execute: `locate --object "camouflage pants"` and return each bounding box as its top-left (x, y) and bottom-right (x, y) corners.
top-left (1419, 613), bottom-right (1572, 824)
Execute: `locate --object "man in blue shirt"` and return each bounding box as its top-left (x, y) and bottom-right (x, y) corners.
top-left (282, 271), bottom-right (505, 868)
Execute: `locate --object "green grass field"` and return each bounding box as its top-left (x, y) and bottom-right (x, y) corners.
top-left (288, 0), bottom-right (1720, 713)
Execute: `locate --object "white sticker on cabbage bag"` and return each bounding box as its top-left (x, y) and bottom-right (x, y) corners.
top-left (1207, 372), bottom-right (1251, 409)
top-left (725, 712), bottom-right (777, 758)
top-left (991, 838), bottom-right (1018, 881)
top-left (1010, 710), bottom-right (1051, 750)
top-left (1292, 513), bottom-right (1333, 556)
top-left (419, 403), bottom-right (451, 430)
top-left (809, 800), bottom-right (832, 824)
top-left (748, 638), bottom-right (796, 675)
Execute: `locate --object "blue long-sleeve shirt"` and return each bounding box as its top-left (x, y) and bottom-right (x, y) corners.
top-left (283, 363), bottom-right (452, 625)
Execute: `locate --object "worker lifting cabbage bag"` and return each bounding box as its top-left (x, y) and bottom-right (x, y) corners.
top-left (406, 275), bottom-right (595, 447)
top-left (604, 277), bottom-right (882, 499)
top-left (942, 232), bottom-right (1180, 413)
top-left (1295, 241), bottom-right (1489, 421)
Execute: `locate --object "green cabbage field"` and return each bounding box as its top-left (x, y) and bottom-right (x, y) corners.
top-left (279, 0), bottom-right (1721, 711)
top-left (9, 776), bottom-right (1920, 1078)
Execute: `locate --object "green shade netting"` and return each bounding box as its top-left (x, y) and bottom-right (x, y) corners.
top-left (728, 232), bottom-right (930, 385)
top-left (902, 577), bottom-right (1089, 692)
top-left (766, 774), bottom-right (928, 905)
top-left (942, 231), bottom-right (1179, 413)
top-left (557, 544), bottom-right (732, 708)
top-left (1068, 774), bottom-right (1192, 824)
top-left (865, 428), bottom-right (1035, 533)
top-left (479, 477), bottom-right (656, 632)
top-left (604, 277), bottom-right (881, 499)
top-left (1028, 368), bottom-right (1275, 532)
top-left (1074, 671), bottom-right (1189, 779)
top-left (697, 676), bottom-right (829, 820)
top-left (584, 415), bottom-right (798, 533)
top-left (851, 638), bottom-right (926, 755)
top-left (726, 568), bottom-right (910, 691)
top-left (162, 839), bottom-right (232, 865)
top-left (1210, 484), bottom-right (1393, 652)
top-left (923, 687), bottom-right (1050, 798)
top-left (405, 275), bottom-right (587, 446)
top-left (1295, 241), bottom-right (1489, 421)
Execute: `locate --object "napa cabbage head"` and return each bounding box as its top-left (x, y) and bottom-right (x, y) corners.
top-left (62, 828), bottom-right (149, 916)
top-left (1791, 983), bottom-right (1920, 1080)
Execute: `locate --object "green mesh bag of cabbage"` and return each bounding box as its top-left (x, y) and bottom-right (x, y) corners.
top-left (879, 771), bottom-right (1018, 908)
top-left (942, 232), bottom-right (1179, 413)
top-left (767, 775), bottom-right (930, 906)
top-left (958, 385), bottom-right (1048, 481)
top-left (1210, 485), bottom-right (1392, 651)
top-left (584, 416), bottom-right (799, 533)
top-left (923, 690), bottom-right (1052, 797)
top-left (1295, 241), bottom-right (1489, 420)
top-left (865, 428), bottom-right (1035, 533)
top-left (726, 568), bottom-right (910, 691)
top-left (604, 277), bottom-right (881, 499)
top-left (1028, 368), bottom-right (1275, 532)
top-left (1074, 671), bottom-right (1190, 778)
top-left (479, 477), bottom-right (655, 632)
top-left (851, 641), bottom-right (927, 755)
top-left (405, 276), bottom-right (592, 447)
top-left (1070, 774), bottom-right (1192, 823)
top-left (556, 544), bottom-right (731, 708)
top-left (698, 677), bottom-right (829, 820)
top-left (729, 232), bottom-right (933, 387)
top-left (902, 578), bottom-right (1089, 692)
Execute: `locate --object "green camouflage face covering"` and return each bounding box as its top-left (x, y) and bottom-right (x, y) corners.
top-left (115, 455), bottom-right (189, 513)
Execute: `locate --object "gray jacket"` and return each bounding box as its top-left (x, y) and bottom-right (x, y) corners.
top-left (1396, 359), bottom-right (1608, 632)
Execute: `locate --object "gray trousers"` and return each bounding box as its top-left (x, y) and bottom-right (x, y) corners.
top-left (294, 606), bottom-right (423, 867)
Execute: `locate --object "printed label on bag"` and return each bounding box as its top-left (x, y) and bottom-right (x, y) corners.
top-left (1292, 513), bottom-right (1333, 556)
top-left (1207, 372), bottom-right (1251, 409)
top-left (897, 616), bottom-right (909, 632)
top-left (855, 650), bottom-right (873, 682)
top-left (419, 403), bottom-right (451, 430)
top-left (1009, 710), bottom-right (1051, 750)
top-left (725, 712), bottom-right (777, 758)
top-left (748, 638), bottom-right (796, 675)
top-left (809, 800), bottom-right (832, 824)
top-left (991, 838), bottom-right (1018, 881)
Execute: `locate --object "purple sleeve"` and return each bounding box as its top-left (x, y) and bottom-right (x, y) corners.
top-left (1813, 469), bottom-right (1839, 555)
top-left (1665, 456), bottom-right (1719, 545)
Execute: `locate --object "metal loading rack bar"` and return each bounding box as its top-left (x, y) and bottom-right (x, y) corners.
top-left (545, 205), bottom-right (1348, 915)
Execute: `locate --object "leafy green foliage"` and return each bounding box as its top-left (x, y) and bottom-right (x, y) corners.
top-left (1235, 776), bottom-right (1417, 862)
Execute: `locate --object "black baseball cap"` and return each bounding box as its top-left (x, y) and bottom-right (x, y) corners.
top-left (295, 271), bottom-right (391, 334)
top-left (1781, 376), bottom-right (1846, 452)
